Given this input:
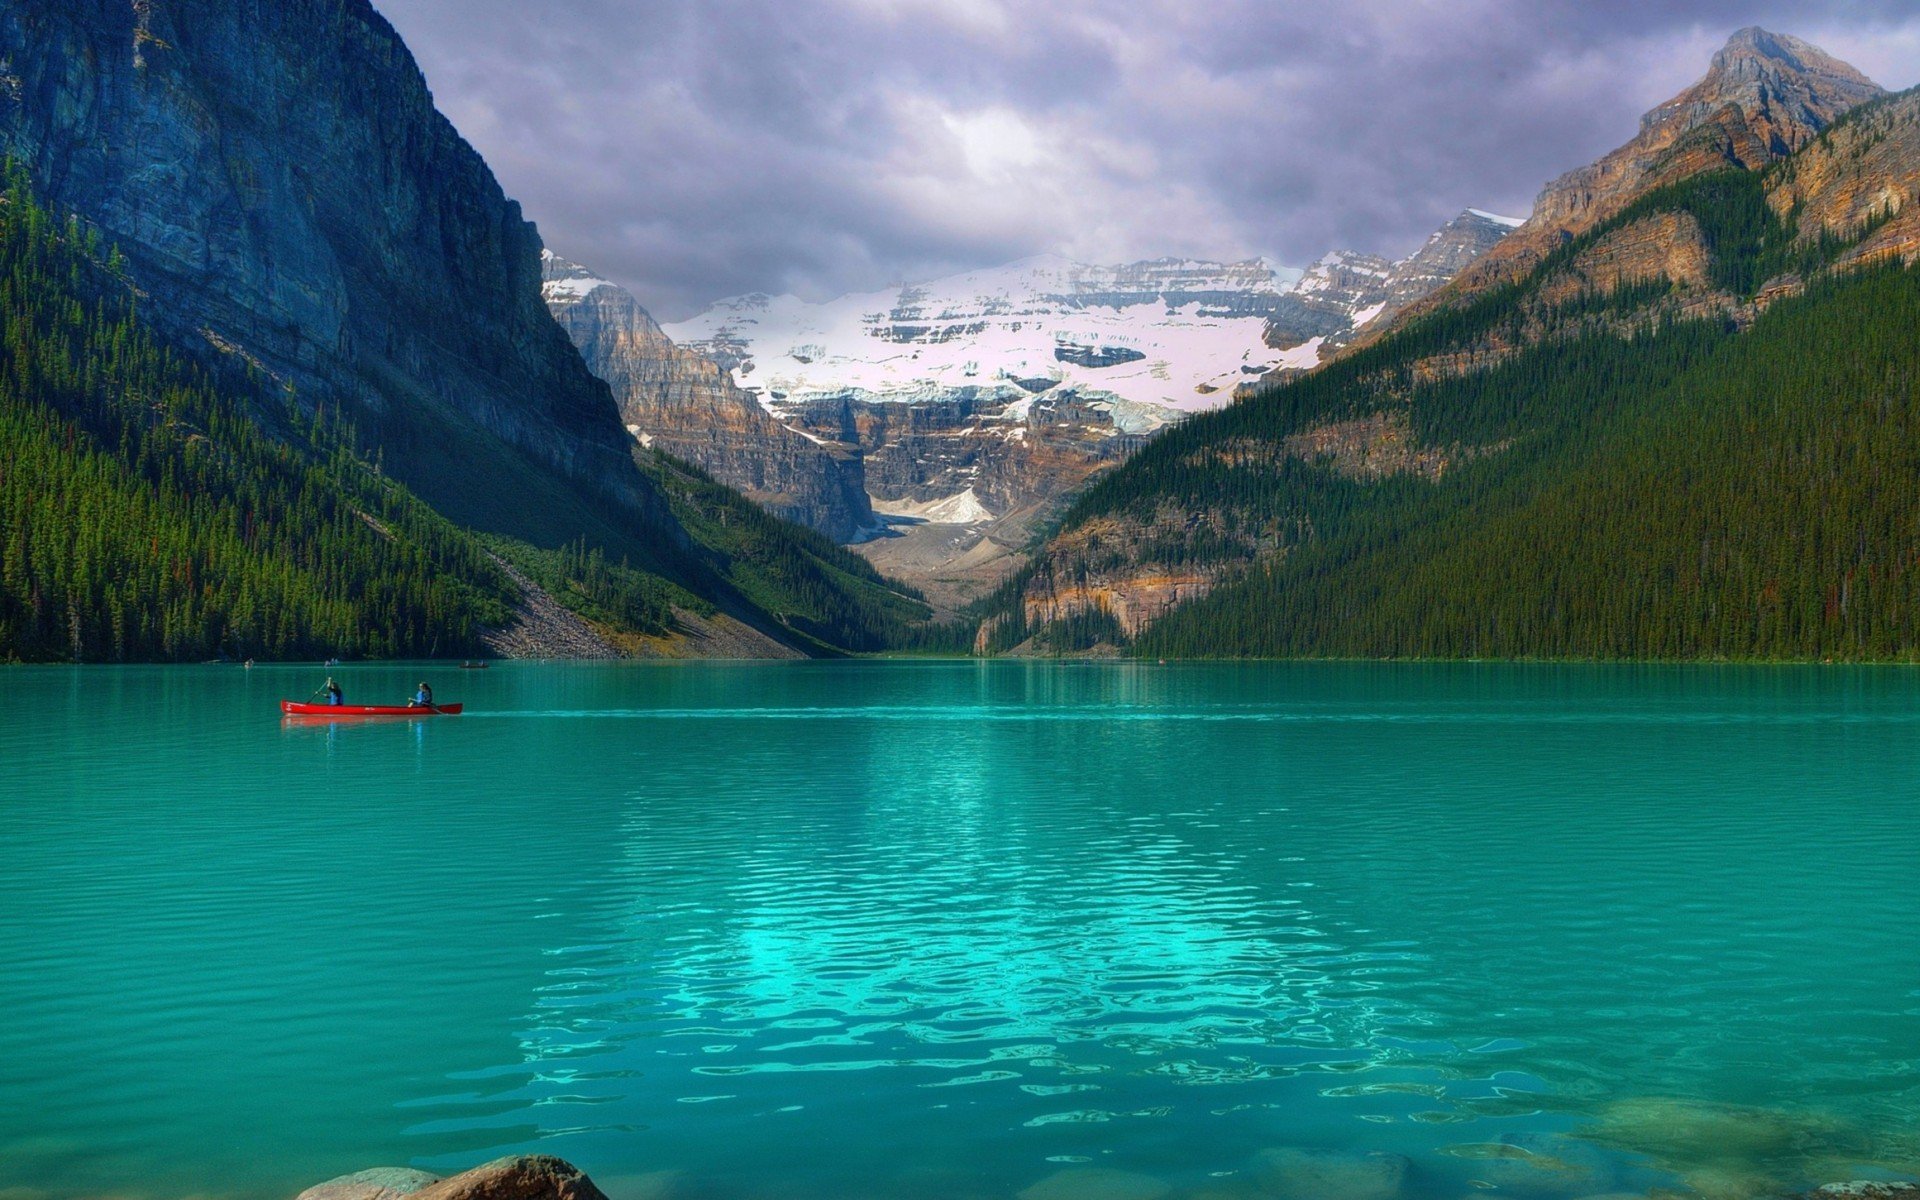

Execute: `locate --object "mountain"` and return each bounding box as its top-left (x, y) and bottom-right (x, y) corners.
top-left (1400, 27), bottom-right (1885, 321)
top-left (541, 252), bottom-right (876, 543)
top-left (0, 0), bottom-right (647, 521)
top-left (654, 231), bottom-right (1512, 611)
top-left (978, 30), bottom-right (1915, 660)
top-left (0, 0), bottom-right (928, 659)
top-left (1245, 209), bottom-right (1521, 391)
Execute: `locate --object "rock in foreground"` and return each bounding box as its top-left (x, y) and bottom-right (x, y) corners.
top-left (298, 1157), bottom-right (608, 1200)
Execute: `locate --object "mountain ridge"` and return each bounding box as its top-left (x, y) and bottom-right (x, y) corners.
top-left (541, 251), bottom-right (878, 543)
top-left (1381, 26), bottom-right (1886, 335)
top-left (975, 27), bottom-right (1915, 659)
top-left (0, 0), bottom-right (931, 659)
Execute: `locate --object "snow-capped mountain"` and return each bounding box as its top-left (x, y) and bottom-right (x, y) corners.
top-left (1245, 209), bottom-right (1524, 390)
top-left (663, 255), bottom-right (1316, 423)
top-left (662, 212), bottom-right (1520, 426)
top-left (541, 251), bottom-right (875, 542)
top-left (546, 214), bottom-right (1516, 612)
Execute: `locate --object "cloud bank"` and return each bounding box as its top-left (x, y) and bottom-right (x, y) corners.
top-left (374, 0), bottom-right (1920, 319)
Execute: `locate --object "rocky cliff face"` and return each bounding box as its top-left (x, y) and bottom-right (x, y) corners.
top-left (0, 0), bottom-right (652, 519)
top-left (1767, 87), bottom-right (1920, 270)
top-left (775, 385), bottom-right (1153, 614)
top-left (541, 253), bottom-right (875, 542)
top-left (781, 387), bottom-right (1151, 517)
top-left (1247, 209), bottom-right (1519, 391)
top-left (1431, 28), bottom-right (1884, 306)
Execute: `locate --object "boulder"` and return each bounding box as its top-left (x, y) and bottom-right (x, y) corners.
top-left (409, 1157), bottom-right (609, 1200)
top-left (1250, 1147), bottom-right (1411, 1200)
top-left (1017, 1166), bottom-right (1174, 1200)
top-left (294, 1168), bottom-right (442, 1200)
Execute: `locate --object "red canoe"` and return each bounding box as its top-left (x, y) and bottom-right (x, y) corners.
top-left (280, 701), bottom-right (463, 716)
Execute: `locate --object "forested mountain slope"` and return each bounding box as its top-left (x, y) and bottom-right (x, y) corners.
top-left (0, 166), bottom-right (930, 662)
top-left (0, 0), bottom-right (928, 660)
top-left (984, 64), bottom-right (1920, 661)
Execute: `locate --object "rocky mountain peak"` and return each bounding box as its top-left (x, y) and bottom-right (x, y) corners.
top-left (1706, 27), bottom-right (1877, 96)
top-left (540, 252), bottom-right (877, 543)
top-left (1637, 26), bottom-right (1885, 151)
top-left (1396, 28), bottom-right (1884, 313)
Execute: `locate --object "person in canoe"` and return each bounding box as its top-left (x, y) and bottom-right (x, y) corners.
top-left (324, 677), bottom-right (344, 706)
top-left (408, 681), bottom-right (435, 709)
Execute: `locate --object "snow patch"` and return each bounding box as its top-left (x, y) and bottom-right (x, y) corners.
top-left (664, 256), bottom-right (1311, 418)
top-left (871, 487), bottom-right (996, 525)
top-left (1468, 208), bottom-right (1527, 229)
top-left (544, 274), bottom-right (611, 300)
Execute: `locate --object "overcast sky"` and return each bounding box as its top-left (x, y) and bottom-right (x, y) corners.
top-left (374, 1), bottom-right (1920, 321)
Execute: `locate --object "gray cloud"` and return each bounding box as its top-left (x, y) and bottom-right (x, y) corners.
top-left (373, 0), bottom-right (1920, 320)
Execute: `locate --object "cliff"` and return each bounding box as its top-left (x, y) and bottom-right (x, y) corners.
top-left (541, 253), bottom-right (875, 542)
top-left (1416, 28), bottom-right (1884, 315)
top-left (0, 0), bottom-right (657, 529)
top-left (0, 0), bottom-right (932, 657)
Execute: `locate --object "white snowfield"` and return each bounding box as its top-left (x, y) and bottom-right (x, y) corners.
top-left (663, 253), bottom-right (1330, 422)
top-left (540, 249), bottom-right (614, 302)
top-left (1468, 208), bottom-right (1528, 228)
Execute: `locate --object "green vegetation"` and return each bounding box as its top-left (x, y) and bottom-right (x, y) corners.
top-left (0, 164), bottom-right (931, 662)
top-left (638, 449), bottom-right (929, 653)
top-left (1142, 263), bottom-right (1920, 659)
top-left (0, 162), bottom-right (514, 661)
top-left (1006, 145), bottom-right (1920, 661)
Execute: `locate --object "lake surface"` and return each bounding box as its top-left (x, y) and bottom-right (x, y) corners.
top-left (2, 661), bottom-right (1917, 1200)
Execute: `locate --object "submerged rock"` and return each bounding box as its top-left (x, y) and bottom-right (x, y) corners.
top-left (1250, 1147), bottom-right (1411, 1200)
top-left (295, 1168), bottom-right (442, 1200)
top-left (1017, 1166), bottom-right (1174, 1200)
top-left (1440, 1130), bottom-right (1652, 1196)
top-left (1585, 1097), bottom-right (1877, 1199)
top-left (298, 1158), bottom-right (606, 1200)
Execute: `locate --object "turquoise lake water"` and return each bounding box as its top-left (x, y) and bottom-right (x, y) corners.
top-left (1, 661), bottom-right (1917, 1200)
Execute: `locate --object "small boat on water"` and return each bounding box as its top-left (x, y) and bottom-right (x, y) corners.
top-left (458, 661), bottom-right (490, 669)
top-left (280, 701), bottom-right (463, 716)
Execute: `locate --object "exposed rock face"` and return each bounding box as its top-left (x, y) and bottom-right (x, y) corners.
top-left (0, 0), bottom-right (651, 513)
top-left (1263, 251), bottom-right (1395, 351)
top-left (541, 253), bottom-right (875, 541)
top-left (1768, 89), bottom-right (1920, 270)
top-left (782, 388), bottom-right (1150, 517)
top-left (779, 386), bottom-right (1154, 614)
top-left (1434, 28), bottom-right (1885, 305)
top-left (1385, 210), bottom-right (1527, 308)
top-left (295, 1168), bottom-right (441, 1200)
top-left (1248, 210), bottom-right (1519, 391)
top-left (1534, 210), bottom-right (1714, 306)
top-left (298, 1157), bottom-right (609, 1200)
